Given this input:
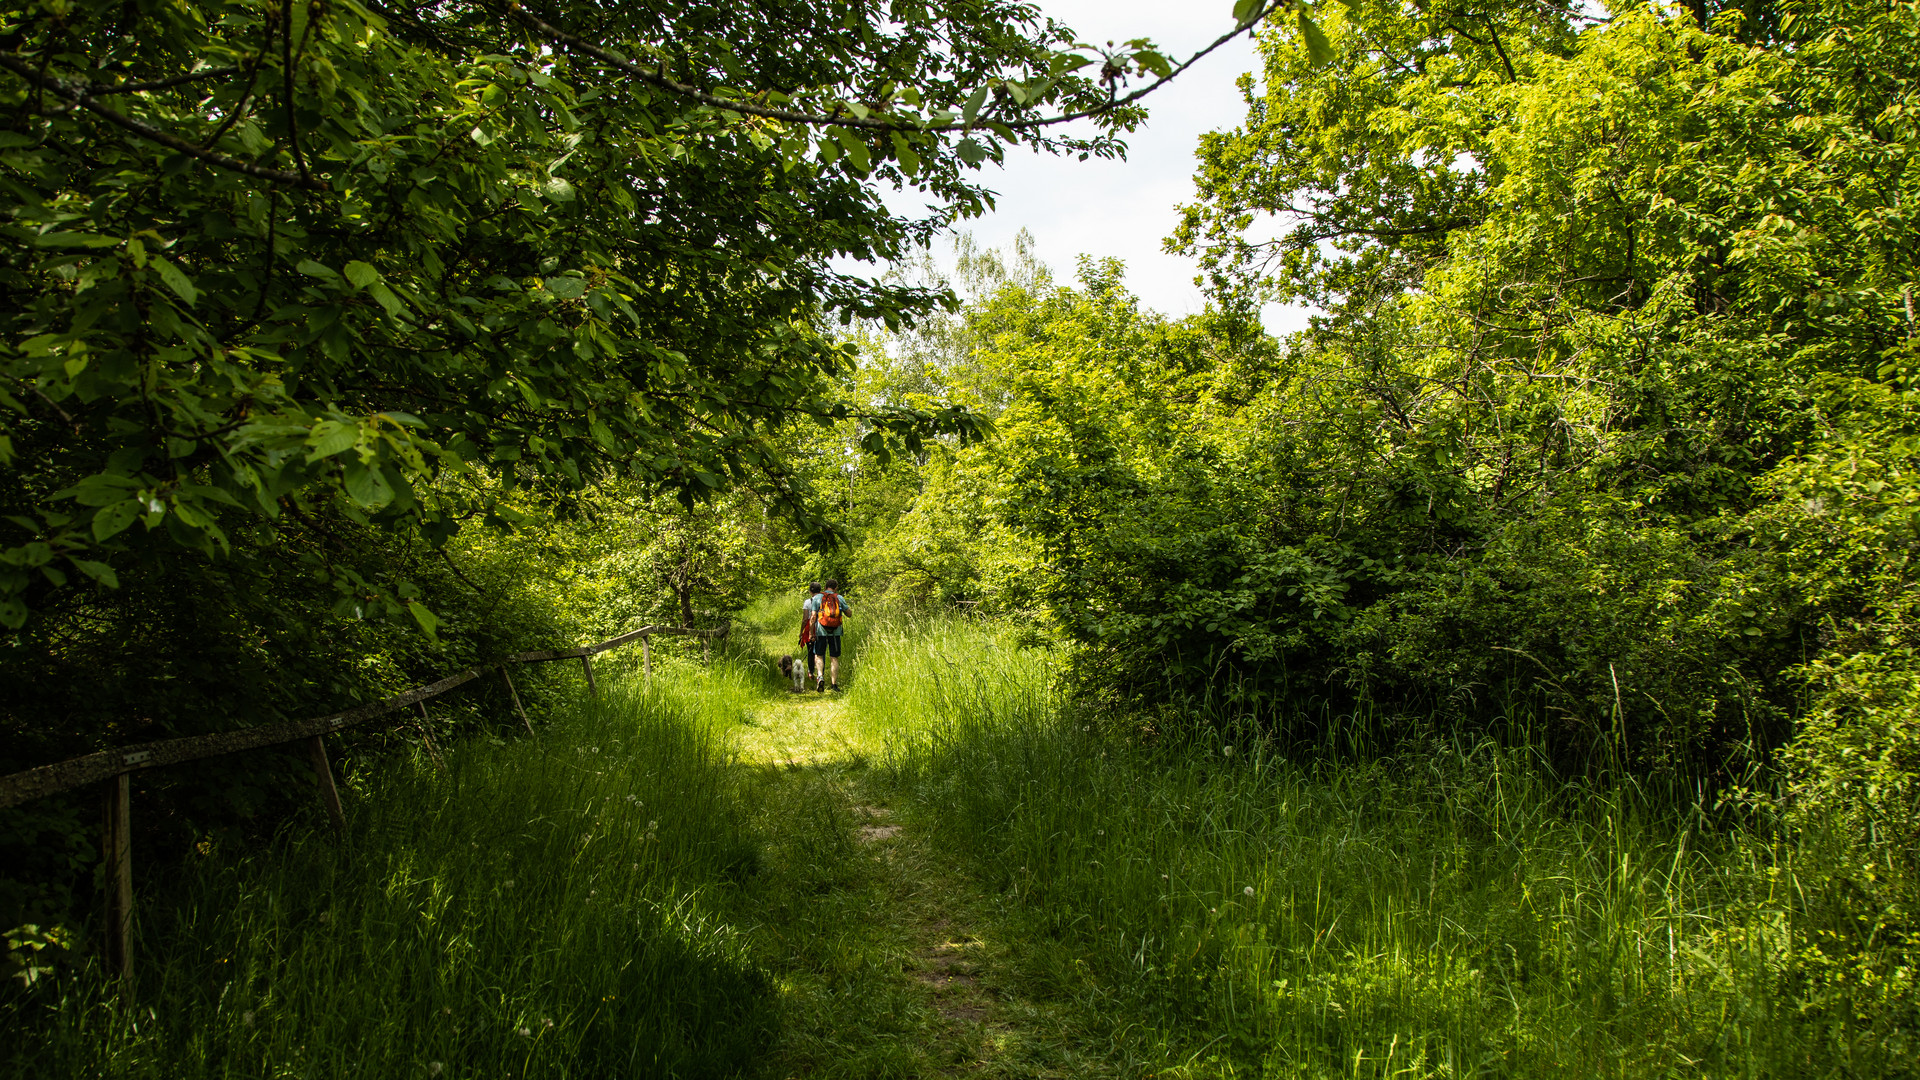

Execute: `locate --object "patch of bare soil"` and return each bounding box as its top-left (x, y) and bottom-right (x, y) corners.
top-left (915, 926), bottom-right (990, 1022)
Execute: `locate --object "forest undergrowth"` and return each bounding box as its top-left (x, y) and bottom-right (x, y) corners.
top-left (6, 604), bottom-right (1914, 1078)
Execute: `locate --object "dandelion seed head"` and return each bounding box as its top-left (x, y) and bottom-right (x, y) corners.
top-left (241, 1010), bottom-right (254, 1026)
top-left (1244, 886), bottom-right (1256, 896)
top-left (516, 1026), bottom-right (532, 1038)
top-left (428, 1064), bottom-right (443, 1077)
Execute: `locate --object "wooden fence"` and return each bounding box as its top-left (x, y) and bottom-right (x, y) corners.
top-left (0, 622), bottom-right (728, 982)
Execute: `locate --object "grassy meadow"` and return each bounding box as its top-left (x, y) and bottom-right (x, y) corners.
top-left (5, 603), bottom-right (1913, 1078)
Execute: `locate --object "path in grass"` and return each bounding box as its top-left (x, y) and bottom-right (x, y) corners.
top-left (732, 629), bottom-right (1110, 1079)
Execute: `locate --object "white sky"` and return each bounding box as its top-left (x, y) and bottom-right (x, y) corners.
top-left (843, 0), bottom-right (1309, 335)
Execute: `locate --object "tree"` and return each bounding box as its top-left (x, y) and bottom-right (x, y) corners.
top-left (0, 0), bottom-right (1288, 633)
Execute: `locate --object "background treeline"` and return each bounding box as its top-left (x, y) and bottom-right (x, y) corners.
top-left (835, 0), bottom-right (1918, 947)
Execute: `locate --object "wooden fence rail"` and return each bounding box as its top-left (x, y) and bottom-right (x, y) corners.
top-left (0, 621), bottom-right (727, 983)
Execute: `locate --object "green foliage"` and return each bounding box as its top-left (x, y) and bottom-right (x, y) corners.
top-left (867, 615), bottom-right (1917, 1077)
top-left (1, 666), bottom-right (773, 1077)
top-left (0, 0), bottom-right (1218, 936)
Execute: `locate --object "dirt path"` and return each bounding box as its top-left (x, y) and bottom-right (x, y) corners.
top-left (729, 649), bottom-right (1112, 1078)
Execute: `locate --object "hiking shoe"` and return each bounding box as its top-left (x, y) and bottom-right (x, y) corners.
top-left (830, 683), bottom-right (839, 692)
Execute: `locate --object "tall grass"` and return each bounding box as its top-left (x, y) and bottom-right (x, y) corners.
top-left (3, 659), bottom-right (774, 1079)
top-left (860, 614), bottom-right (1915, 1078)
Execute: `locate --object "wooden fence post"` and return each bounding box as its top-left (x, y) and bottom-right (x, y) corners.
top-left (307, 736), bottom-right (346, 836)
top-left (500, 666), bottom-right (534, 736)
top-left (102, 774), bottom-right (133, 984)
top-left (580, 654), bottom-right (598, 697)
top-left (642, 635), bottom-right (651, 687)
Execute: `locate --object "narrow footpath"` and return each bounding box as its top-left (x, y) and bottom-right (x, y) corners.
top-left (727, 626), bottom-right (1118, 1079)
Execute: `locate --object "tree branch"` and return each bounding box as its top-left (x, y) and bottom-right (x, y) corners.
top-left (506, 0), bottom-right (1283, 136)
top-left (0, 53), bottom-right (328, 190)
top-left (92, 66), bottom-right (243, 94)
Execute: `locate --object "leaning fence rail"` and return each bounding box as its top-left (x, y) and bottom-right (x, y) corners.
top-left (0, 620), bottom-right (728, 982)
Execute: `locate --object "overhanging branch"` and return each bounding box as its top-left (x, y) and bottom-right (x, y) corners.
top-left (0, 53), bottom-right (329, 191)
top-left (506, 0), bottom-right (1284, 137)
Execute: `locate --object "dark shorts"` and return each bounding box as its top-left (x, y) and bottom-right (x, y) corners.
top-left (809, 634), bottom-right (842, 659)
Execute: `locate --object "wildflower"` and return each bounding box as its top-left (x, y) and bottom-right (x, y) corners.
top-left (317, 912), bottom-right (331, 925)
top-left (1244, 886), bottom-right (1256, 897)
top-left (542, 1017), bottom-right (554, 1029)
top-left (516, 1026), bottom-right (532, 1038)
top-left (504, 880), bottom-right (515, 889)
top-left (1161, 873), bottom-right (1169, 879)
top-left (428, 1064), bottom-right (443, 1077)
top-left (241, 1010), bottom-right (254, 1026)
top-left (1223, 746), bottom-right (1234, 757)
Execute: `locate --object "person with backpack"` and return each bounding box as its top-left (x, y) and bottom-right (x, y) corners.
top-left (802, 579), bottom-right (850, 692)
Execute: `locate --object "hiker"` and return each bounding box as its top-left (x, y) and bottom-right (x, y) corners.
top-left (802, 579), bottom-right (850, 692)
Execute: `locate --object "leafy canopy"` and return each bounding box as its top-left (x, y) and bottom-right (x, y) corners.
top-left (0, 0), bottom-right (1286, 631)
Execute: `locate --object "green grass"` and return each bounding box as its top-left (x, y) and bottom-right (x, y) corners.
top-left (9, 608), bottom-right (1912, 1078)
top-left (859, 613), bottom-right (1918, 1078)
top-left (4, 659), bottom-right (774, 1079)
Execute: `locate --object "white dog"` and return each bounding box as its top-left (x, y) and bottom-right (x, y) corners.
top-left (778, 654), bottom-right (807, 693)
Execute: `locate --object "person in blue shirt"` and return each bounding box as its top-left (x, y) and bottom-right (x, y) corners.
top-left (801, 579), bottom-right (850, 692)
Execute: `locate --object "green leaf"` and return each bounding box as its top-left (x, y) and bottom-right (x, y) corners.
top-left (542, 176), bottom-right (577, 203)
top-left (367, 282), bottom-right (407, 318)
top-left (956, 137), bottom-right (988, 165)
top-left (149, 256), bottom-right (197, 306)
top-left (1297, 10), bottom-right (1335, 66)
top-left (962, 85), bottom-right (989, 126)
top-left (891, 132), bottom-right (920, 177)
top-left (835, 128), bottom-right (871, 173)
top-left (407, 600), bottom-right (440, 639)
top-left (1233, 0), bottom-right (1265, 28)
top-left (343, 460), bottom-right (395, 508)
top-left (91, 499), bottom-right (141, 541)
top-left (343, 260), bottom-right (380, 289)
top-left (70, 559), bottom-right (119, 588)
top-left (544, 275), bottom-right (587, 300)
top-left (1134, 49), bottom-right (1173, 79)
top-left (307, 420), bottom-right (359, 460)
top-left (296, 259), bottom-right (337, 279)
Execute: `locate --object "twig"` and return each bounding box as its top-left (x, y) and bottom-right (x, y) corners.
top-left (0, 53), bottom-right (328, 190)
top-left (92, 67), bottom-right (243, 94)
top-left (437, 547), bottom-right (488, 595)
top-left (282, 0), bottom-right (314, 183)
